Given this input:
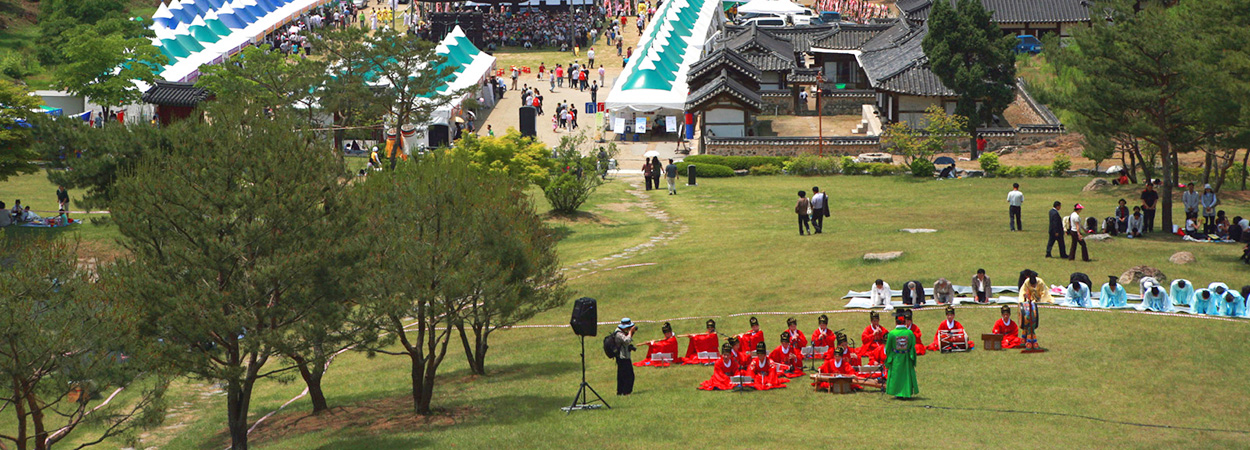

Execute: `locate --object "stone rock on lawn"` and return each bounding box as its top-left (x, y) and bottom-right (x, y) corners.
top-left (900, 228), bottom-right (937, 233)
top-left (1120, 266), bottom-right (1166, 285)
top-left (1083, 178), bottom-right (1110, 192)
top-left (1169, 251), bottom-right (1195, 265)
top-left (1085, 233), bottom-right (1113, 241)
top-left (864, 251), bottom-right (903, 261)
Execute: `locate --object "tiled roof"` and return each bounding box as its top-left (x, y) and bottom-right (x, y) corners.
top-left (685, 69), bottom-right (764, 112)
top-left (875, 64), bottom-right (956, 96)
top-left (857, 21), bottom-right (956, 96)
top-left (904, 0), bottom-right (1091, 24)
top-left (744, 53), bottom-right (795, 72)
top-left (141, 80), bottom-right (211, 107)
top-left (723, 24), bottom-right (795, 62)
top-left (687, 49), bottom-right (761, 86)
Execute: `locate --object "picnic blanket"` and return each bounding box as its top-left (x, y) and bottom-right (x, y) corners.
top-left (840, 285), bottom-right (1018, 299)
top-left (843, 296), bottom-right (1021, 309)
top-left (17, 218), bottom-right (82, 228)
top-left (1182, 235), bottom-right (1238, 243)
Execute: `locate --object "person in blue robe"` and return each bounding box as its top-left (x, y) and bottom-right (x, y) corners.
top-left (1065, 282), bottom-right (1091, 308)
top-left (1192, 288), bottom-right (1215, 315)
top-left (1099, 276), bottom-right (1127, 308)
top-left (1169, 279), bottom-right (1194, 307)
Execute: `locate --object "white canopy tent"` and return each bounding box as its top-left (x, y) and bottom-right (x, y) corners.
top-left (735, 0), bottom-right (806, 15)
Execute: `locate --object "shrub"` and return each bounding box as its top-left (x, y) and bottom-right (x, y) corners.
top-left (999, 165), bottom-right (1024, 178)
top-left (840, 156), bottom-right (862, 174)
top-left (867, 163), bottom-right (902, 176)
top-left (979, 152), bottom-right (1001, 176)
top-left (1051, 154), bottom-right (1072, 177)
top-left (544, 173), bottom-right (594, 213)
top-left (749, 164), bottom-right (782, 175)
top-left (683, 155), bottom-right (790, 170)
top-left (786, 154), bottom-right (840, 176)
top-left (683, 154), bottom-right (727, 166)
top-left (909, 158), bottom-right (935, 178)
top-left (676, 161), bottom-right (734, 177)
top-left (1024, 165), bottom-right (1050, 177)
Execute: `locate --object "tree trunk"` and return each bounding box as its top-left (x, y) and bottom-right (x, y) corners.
top-left (1130, 141), bottom-right (1151, 183)
top-left (1159, 140), bottom-right (1175, 233)
top-left (1171, 152), bottom-right (1180, 191)
top-left (14, 378), bottom-right (27, 450)
top-left (1240, 149), bottom-right (1248, 190)
top-left (226, 377), bottom-right (253, 450)
top-left (1202, 151), bottom-right (1214, 187)
top-left (409, 352), bottom-right (425, 415)
top-left (454, 322), bottom-right (485, 376)
top-left (26, 392), bottom-right (45, 450)
top-left (293, 357), bottom-right (330, 414)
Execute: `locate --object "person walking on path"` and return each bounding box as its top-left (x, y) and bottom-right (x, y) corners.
top-left (1007, 183), bottom-right (1024, 231)
top-left (1047, 201), bottom-right (1068, 259)
top-left (599, 65), bottom-right (606, 84)
top-left (1068, 204), bottom-right (1090, 262)
top-left (1140, 182), bottom-right (1158, 232)
top-left (795, 190), bottom-right (812, 235)
top-left (649, 156), bottom-right (663, 191)
top-left (587, 48), bottom-right (596, 68)
top-left (665, 159), bottom-right (678, 195)
top-left (511, 66), bottom-right (519, 90)
top-left (614, 318), bottom-right (637, 395)
top-left (810, 186), bottom-right (828, 233)
top-left (643, 159), bottom-right (653, 190)
top-left (590, 81), bottom-right (599, 106)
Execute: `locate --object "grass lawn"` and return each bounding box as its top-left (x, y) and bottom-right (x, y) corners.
top-left (27, 174), bottom-right (1241, 449)
top-left (0, 172), bottom-right (122, 254)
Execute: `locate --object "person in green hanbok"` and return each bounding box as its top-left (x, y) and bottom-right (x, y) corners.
top-left (884, 309), bottom-right (918, 399)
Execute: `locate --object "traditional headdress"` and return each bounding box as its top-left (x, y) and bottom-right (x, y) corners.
top-left (779, 332), bottom-right (790, 343)
top-left (661, 322), bottom-right (673, 334)
top-left (944, 305), bottom-right (956, 315)
top-left (749, 316), bottom-right (759, 326)
top-left (786, 317), bottom-right (797, 326)
top-left (818, 314), bottom-right (829, 324)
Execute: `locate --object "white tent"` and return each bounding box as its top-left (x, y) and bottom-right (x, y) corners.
top-left (736, 0), bottom-right (806, 14)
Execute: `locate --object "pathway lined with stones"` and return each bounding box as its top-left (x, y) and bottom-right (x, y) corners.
top-left (563, 178), bottom-right (687, 281)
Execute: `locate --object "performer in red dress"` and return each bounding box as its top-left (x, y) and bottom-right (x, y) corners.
top-left (634, 322), bottom-right (682, 367)
top-left (784, 317), bottom-right (808, 349)
top-left (747, 342), bottom-right (788, 390)
top-left (857, 312), bottom-right (888, 364)
top-left (737, 316), bottom-right (764, 356)
top-left (903, 309), bottom-right (926, 356)
top-left (769, 332), bottom-right (805, 378)
top-left (810, 314), bottom-right (835, 349)
top-left (927, 306), bottom-right (975, 351)
top-left (681, 319), bottom-right (720, 365)
top-left (727, 336), bottom-right (751, 368)
top-left (814, 347), bottom-right (862, 391)
top-left (992, 305), bottom-right (1023, 349)
top-left (698, 343), bottom-right (740, 391)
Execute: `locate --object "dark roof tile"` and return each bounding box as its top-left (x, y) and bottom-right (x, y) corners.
top-left (141, 81), bottom-right (211, 107)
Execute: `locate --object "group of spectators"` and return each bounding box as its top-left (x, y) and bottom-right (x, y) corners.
top-left (0, 187), bottom-right (70, 228)
top-left (480, 7), bottom-right (604, 51)
top-left (259, 4), bottom-right (359, 56)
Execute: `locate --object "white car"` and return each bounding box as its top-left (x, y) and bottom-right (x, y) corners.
top-left (742, 16), bottom-right (788, 27)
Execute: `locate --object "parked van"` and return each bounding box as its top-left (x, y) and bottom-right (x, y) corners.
top-left (742, 16), bottom-right (788, 27)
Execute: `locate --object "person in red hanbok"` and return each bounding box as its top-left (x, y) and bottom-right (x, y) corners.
top-left (992, 305), bottom-right (1023, 349)
top-left (784, 317), bottom-right (808, 349)
top-left (737, 316), bottom-right (764, 356)
top-left (635, 322), bottom-right (682, 367)
top-left (727, 336), bottom-right (751, 368)
top-left (682, 319), bottom-right (720, 365)
top-left (927, 306), bottom-right (975, 351)
top-left (814, 347), bottom-right (862, 391)
top-left (747, 342), bottom-right (788, 390)
top-left (856, 311), bottom-right (888, 364)
top-left (698, 343), bottom-right (739, 391)
top-left (904, 309), bottom-right (927, 356)
top-left (810, 314), bottom-right (835, 349)
top-left (769, 332), bottom-right (805, 377)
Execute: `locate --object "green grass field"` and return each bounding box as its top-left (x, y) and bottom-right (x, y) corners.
top-left (5, 174), bottom-right (1250, 448)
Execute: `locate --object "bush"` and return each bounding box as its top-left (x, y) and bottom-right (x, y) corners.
top-left (0, 51), bottom-right (40, 79)
top-left (999, 165), bottom-right (1024, 178)
top-left (840, 156), bottom-right (863, 174)
top-left (1024, 165), bottom-right (1050, 177)
top-left (683, 154), bottom-right (727, 166)
top-left (1052, 154), bottom-right (1072, 177)
top-left (675, 161), bottom-right (734, 177)
top-left (867, 163), bottom-right (902, 176)
top-left (544, 173), bottom-right (594, 213)
top-left (749, 164), bottom-right (783, 175)
top-left (785, 154), bottom-right (840, 176)
top-left (979, 152), bottom-right (1001, 176)
top-left (909, 158), bottom-right (935, 178)
top-left (683, 155), bottom-right (790, 170)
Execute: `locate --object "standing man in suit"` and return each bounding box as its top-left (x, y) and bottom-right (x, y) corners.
top-left (810, 186), bottom-right (829, 234)
top-left (1047, 201), bottom-right (1067, 258)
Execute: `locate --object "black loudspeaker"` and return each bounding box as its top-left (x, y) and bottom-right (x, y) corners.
top-left (570, 297), bottom-right (598, 336)
top-left (428, 124), bottom-right (450, 148)
top-left (519, 106), bottom-right (537, 137)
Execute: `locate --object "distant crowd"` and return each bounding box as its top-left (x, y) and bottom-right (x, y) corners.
top-left (481, 7), bottom-right (604, 51)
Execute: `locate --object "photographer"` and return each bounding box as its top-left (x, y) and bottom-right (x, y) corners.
top-left (614, 318), bottom-right (637, 395)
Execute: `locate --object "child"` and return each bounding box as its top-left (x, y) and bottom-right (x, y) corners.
top-left (992, 305), bottom-right (1022, 348)
top-left (538, 62), bottom-right (545, 80)
top-left (552, 114), bottom-right (559, 133)
top-left (795, 190), bottom-right (811, 236)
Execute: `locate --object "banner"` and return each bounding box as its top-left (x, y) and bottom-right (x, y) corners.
top-left (665, 116), bottom-right (677, 132)
top-left (613, 117), bottom-right (626, 133)
top-left (635, 117), bottom-right (647, 133)
top-left (595, 112), bottom-right (605, 141)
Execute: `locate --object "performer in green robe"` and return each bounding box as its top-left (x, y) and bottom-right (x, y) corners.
top-left (884, 309), bottom-right (918, 399)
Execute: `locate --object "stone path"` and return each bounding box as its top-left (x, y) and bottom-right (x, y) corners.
top-left (563, 178), bottom-right (687, 281)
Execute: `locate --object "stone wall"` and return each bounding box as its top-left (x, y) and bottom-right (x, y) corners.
top-left (761, 91), bottom-right (793, 115)
top-left (821, 91), bottom-right (875, 116)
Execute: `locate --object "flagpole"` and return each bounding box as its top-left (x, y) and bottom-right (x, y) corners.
top-left (817, 69), bottom-right (823, 157)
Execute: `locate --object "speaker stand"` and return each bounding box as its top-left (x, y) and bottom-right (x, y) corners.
top-left (563, 335), bottom-right (611, 414)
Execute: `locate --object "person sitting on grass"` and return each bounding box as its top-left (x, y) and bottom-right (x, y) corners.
top-left (1215, 211), bottom-right (1230, 240)
top-left (926, 305), bottom-right (974, 351)
top-left (932, 278), bottom-right (956, 305)
top-left (992, 305), bottom-right (1023, 348)
top-left (1192, 287), bottom-right (1216, 315)
top-left (1185, 212), bottom-right (1208, 240)
top-left (698, 343), bottom-right (739, 391)
top-left (769, 332), bottom-right (804, 377)
top-left (748, 342), bottom-right (788, 390)
top-left (1217, 290), bottom-right (1245, 317)
top-left (870, 279), bottom-right (893, 310)
top-left (1066, 279), bottom-right (1091, 308)
top-left (1099, 276), bottom-right (1128, 308)
top-left (1126, 207), bottom-right (1144, 238)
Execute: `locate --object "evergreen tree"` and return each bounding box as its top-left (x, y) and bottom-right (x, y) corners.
top-left (0, 80), bottom-right (41, 181)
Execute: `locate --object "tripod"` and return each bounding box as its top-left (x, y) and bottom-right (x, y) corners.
top-left (564, 335), bottom-right (611, 414)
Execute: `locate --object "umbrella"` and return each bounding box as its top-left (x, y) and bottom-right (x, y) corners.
top-left (454, 117), bottom-right (465, 123)
top-left (933, 156), bottom-right (956, 165)
top-left (643, 150), bottom-right (660, 158)
top-left (1105, 165), bottom-right (1122, 174)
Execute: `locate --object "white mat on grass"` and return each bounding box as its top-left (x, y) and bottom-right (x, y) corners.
top-left (841, 285), bottom-right (1018, 299)
top-left (843, 296), bottom-right (1020, 309)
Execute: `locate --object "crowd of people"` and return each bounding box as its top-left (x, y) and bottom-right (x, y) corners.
top-left (0, 187), bottom-right (72, 228)
top-left (816, 0), bottom-right (890, 23)
top-left (259, 3), bottom-right (364, 56)
top-left (480, 7), bottom-right (605, 50)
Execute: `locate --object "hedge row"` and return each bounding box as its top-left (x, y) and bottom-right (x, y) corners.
top-left (684, 155), bottom-right (790, 171)
top-left (675, 161), bottom-right (735, 177)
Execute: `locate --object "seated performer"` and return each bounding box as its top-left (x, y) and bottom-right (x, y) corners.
top-left (992, 305), bottom-right (1023, 348)
top-left (728, 336), bottom-right (751, 368)
top-left (1217, 290), bottom-right (1245, 317)
top-left (1099, 276), bottom-right (1128, 308)
top-left (1019, 270), bottom-right (1054, 303)
top-left (815, 347), bottom-right (861, 391)
top-left (902, 309), bottom-right (926, 356)
top-left (1170, 279), bottom-right (1194, 307)
top-left (681, 319), bottom-right (720, 365)
top-left (884, 310), bottom-right (919, 399)
top-left (769, 332), bottom-right (805, 377)
top-left (858, 311), bottom-right (888, 365)
top-left (870, 279), bottom-right (893, 310)
top-left (698, 343), bottom-right (740, 391)
top-left (737, 316), bottom-right (764, 357)
top-left (933, 278), bottom-right (955, 305)
top-left (927, 305), bottom-right (974, 351)
top-left (747, 342), bottom-right (788, 390)
top-left (1066, 281), bottom-right (1091, 308)
top-left (634, 322), bottom-right (681, 367)
top-left (784, 317), bottom-right (808, 349)
top-left (901, 280), bottom-right (925, 307)
top-left (1139, 281), bottom-right (1171, 312)
top-left (810, 314), bottom-right (835, 349)
top-left (1192, 288), bottom-right (1216, 315)
top-left (971, 269), bottom-right (991, 304)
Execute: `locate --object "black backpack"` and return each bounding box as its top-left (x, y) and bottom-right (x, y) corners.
top-left (603, 333), bottom-right (619, 359)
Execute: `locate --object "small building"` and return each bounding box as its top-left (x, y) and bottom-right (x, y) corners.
top-left (685, 49), bottom-right (764, 143)
top-left (141, 81), bottom-right (212, 125)
top-left (855, 21), bottom-right (958, 126)
top-left (897, 0), bottom-right (1092, 38)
